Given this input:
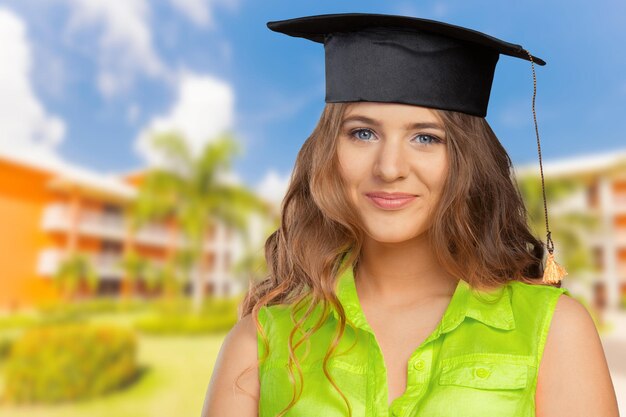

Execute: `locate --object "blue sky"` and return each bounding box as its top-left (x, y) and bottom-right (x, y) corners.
top-left (1, 0), bottom-right (625, 195)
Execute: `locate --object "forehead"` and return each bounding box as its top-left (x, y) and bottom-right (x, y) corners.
top-left (343, 102), bottom-right (442, 123)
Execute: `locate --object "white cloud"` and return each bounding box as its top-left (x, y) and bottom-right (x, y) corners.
top-left (255, 169), bottom-right (291, 206)
top-left (62, 0), bottom-right (167, 97)
top-left (134, 71), bottom-right (235, 165)
top-left (0, 7), bottom-right (66, 154)
top-left (167, 0), bottom-right (239, 28)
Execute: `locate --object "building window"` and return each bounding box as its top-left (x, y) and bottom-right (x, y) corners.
top-left (102, 204), bottom-right (124, 226)
top-left (587, 179), bottom-right (599, 209)
top-left (97, 279), bottom-right (121, 296)
top-left (593, 247), bottom-right (604, 271)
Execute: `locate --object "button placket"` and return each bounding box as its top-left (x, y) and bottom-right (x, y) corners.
top-left (413, 359), bottom-right (425, 371)
top-left (409, 346), bottom-right (433, 385)
top-left (475, 367), bottom-right (491, 379)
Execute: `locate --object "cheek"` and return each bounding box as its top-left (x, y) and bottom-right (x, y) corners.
top-left (432, 162), bottom-right (448, 192)
top-left (337, 145), bottom-right (367, 187)
top-left (415, 155), bottom-right (448, 211)
top-left (428, 151), bottom-right (449, 189)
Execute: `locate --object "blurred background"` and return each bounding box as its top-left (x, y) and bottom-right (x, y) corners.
top-left (0, 0), bottom-right (624, 416)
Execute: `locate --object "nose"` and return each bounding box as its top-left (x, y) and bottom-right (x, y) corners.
top-left (372, 137), bottom-right (410, 181)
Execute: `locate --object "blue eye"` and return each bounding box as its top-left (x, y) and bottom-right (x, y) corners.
top-left (347, 129), bottom-right (443, 145)
top-left (350, 128), bottom-right (375, 141)
top-left (415, 134), bottom-right (440, 145)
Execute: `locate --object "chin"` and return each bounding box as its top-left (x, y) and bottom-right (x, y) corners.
top-left (364, 225), bottom-right (428, 244)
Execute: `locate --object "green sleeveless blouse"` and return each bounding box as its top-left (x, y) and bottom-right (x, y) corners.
top-left (257, 254), bottom-right (571, 417)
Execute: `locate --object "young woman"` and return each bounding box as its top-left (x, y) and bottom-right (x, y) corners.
top-left (202, 13), bottom-right (620, 417)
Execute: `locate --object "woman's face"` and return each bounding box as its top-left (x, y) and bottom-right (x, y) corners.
top-left (337, 102), bottom-right (449, 243)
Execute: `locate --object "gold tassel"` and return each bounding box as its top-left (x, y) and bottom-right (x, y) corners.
top-left (542, 252), bottom-right (568, 284)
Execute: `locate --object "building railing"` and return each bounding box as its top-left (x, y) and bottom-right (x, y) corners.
top-left (36, 249), bottom-right (181, 278)
top-left (40, 203), bottom-right (232, 251)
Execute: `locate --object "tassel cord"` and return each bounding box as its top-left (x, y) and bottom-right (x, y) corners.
top-left (524, 49), bottom-right (567, 284)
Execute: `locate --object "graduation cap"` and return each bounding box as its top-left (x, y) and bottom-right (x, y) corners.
top-left (267, 13), bottom-right (546, 117)
top-left (267, 13), bottom-right (567, 285)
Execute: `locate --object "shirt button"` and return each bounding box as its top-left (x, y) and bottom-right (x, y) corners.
top-left (475, 367), bottom-right (490, 378)
top-left (413, 359), bottom-right (425, 370)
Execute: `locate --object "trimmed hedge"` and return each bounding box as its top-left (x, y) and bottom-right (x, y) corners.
top-left (0, 314), bottom-right (38, 331)
top-left (3, 324), bottom-right (138, 403)
top-left (134, 311), bottom-right (237, 335)
top-left (134, 296), bottom-right (240, 335)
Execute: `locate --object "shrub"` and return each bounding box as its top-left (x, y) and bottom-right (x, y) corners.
top-left (38, 298), bottom-right (149, 320)
top-left (0, 314), bottom-right (38, 331)
top-left (134, 295), bottom-right (240, 335)
top-left (3, 324), bottom-right (138, 404)
top-left (134, 311), bottom-right (237, 335)
top-left (0, 337), bottom-right (12, 361)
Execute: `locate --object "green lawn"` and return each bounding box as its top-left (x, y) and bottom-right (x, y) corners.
top-left (0, 328), bottom-right (228, 417)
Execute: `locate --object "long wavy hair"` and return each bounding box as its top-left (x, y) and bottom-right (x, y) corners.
top-left (238, 102), bottom-right (551, 416)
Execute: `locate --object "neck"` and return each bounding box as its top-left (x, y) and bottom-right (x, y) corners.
top-left (354, 234), bottom-right (458, 309)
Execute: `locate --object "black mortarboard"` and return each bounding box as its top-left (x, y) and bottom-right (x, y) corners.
top-left (266, 13), bottom-right (545, 117)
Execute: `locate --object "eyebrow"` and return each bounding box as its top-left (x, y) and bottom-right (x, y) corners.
top-left (341, 115), bottom-right (445, 131)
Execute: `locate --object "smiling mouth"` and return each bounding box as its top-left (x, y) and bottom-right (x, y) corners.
top-left (366, 195), bottom-right (417, 210)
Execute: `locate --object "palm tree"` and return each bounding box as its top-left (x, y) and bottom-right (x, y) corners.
top-left (231, 211), bottom-right (281, 288)
top-left (117, 249), bottom-right (150, 299)
top-left (144, 258), bottom-right (181, 299)
top-left (54, 252), bottom-right (98, 301)
top-left (130, 131), bottom-right (274, 311)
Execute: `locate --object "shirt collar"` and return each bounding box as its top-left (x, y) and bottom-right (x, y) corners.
top-left (331, 251), bottom-right (516, 339)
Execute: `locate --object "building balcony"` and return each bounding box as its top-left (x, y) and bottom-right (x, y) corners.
top-left (40, 203), bottom-right (235, 251)
top-left (36, 248), bottom-right (125, 278)
top-left (36, 248), bottom-right (237, 290)
top-left (36, 249), bottom-right (188, 281)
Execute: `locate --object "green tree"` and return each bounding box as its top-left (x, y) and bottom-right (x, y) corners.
top-left (117, 249), bottom-right (150, 299)
top-left (144, 259), bottom-right (182, 299)
top-left (53, 253), bottom-right (98, 301)
top-left (232, 212), bottom-right (281, 288)
top-left (130, 131), bottom-right (273, 311)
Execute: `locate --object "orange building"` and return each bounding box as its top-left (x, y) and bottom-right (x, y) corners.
top-left (0, 149), bottom-right (246, 311)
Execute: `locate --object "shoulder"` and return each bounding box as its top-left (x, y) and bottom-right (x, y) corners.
top-left (222, 312), bottom-right (259, 357)
top-left (201, 313), bottom-right (259, 417)
top-left (535, 294), bottom-right (620, 417)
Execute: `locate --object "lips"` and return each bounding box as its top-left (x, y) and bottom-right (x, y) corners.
top-left (365, 192), bottom-right (418, 210)
top-left (365, 192), bottom-right (418, 199)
